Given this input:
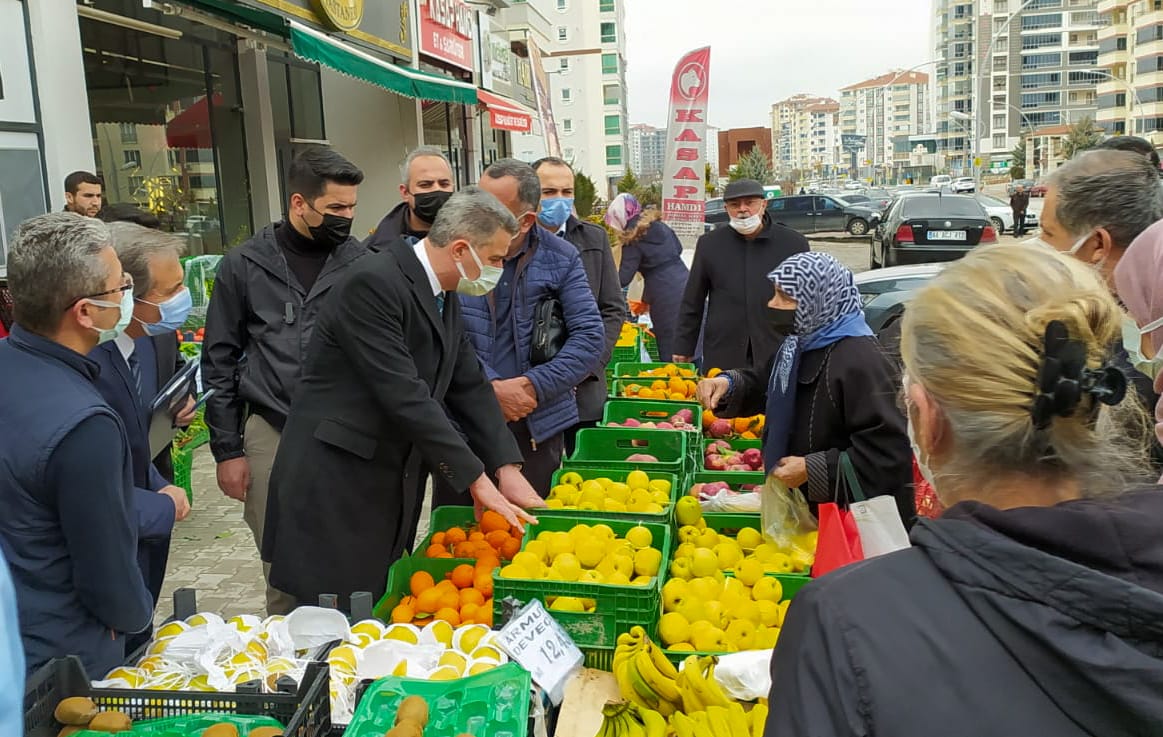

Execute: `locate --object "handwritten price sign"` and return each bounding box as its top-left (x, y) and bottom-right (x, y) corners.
top-left (495, 599), bottom-right (583, 704)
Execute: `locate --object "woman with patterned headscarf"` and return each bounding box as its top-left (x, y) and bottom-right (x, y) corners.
top-left (605, 193), bottom-right (689, 361)
top-left (697, 252), bottom-right (914, 525)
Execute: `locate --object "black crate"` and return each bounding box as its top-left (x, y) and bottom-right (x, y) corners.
top-left (23, 655), bottom-right (330, 737)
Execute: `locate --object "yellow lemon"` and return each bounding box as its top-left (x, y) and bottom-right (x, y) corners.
top-left (383, 624), bottom-right (420, 644)
top-left (513, 551), bottom-right (544, 577)
top-left (350, 620), bottom-right (385, 640)
top-left (547, 531), bottom-right (575, 557)
top-left (626, 470), bottom-right (650, 490)
top-left (551, 553), bottom-right (583, 582)
top-left (524, 540), bottom-right (550, 563)
top-left (428, 665), bottom-right (461, 681)
top-left (591, 523), bottom-right (615, 539)
top-left (576, 538), bottom-right (606, 568)
top-left (499, 563), bottom-right (527, 579)
top-left (468, 660), bottom-right (499, 675)
top-left (105, 667), bottom-right (145, 687)
top-left (328, 645), bottom-right (359, 671)
top-left (690, 548), bottom-right (719, 578)
top-left (439, 650), bottom-right (468, 671)
top-left (736, 558), bottom-right (765, 587)
top-left (752, 576), bottom-right (784, 603)
top-left (658, 612), bottom-right (691, 647)
top-left (648, 478), bottom-right (671, 495)
top-left (427, 619), bottom-right (455, 647)
top-left (470, 645), bottom-right (502, 661)
top-left (156, 621), bottom-right (188, 639)
top-left (736, 527), bottom-right (763, 551)
top-left (625, 525), bottom-right (653, 550)
top-left (548, 596), bottom-right (587, 612)
top-left (633, 548), bottom-right (662, 577)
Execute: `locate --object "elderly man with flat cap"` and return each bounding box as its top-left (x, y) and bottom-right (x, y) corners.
top-left (674, 179), bottom-right (810, 372)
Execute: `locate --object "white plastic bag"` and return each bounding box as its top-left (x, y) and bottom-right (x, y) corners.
top-left (699, 489), bottom-right (761, 513)
top-left (850, 495), bottom-right (911, 558)
top-left (714, 649), bottom-right (773, 702)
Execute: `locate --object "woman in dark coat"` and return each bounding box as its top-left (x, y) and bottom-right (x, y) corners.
top-left (766, 245), bottom-right (1163, 737)
top-left (697, 252), bottom-right (914, 524)
top-left (606, 193), bottom-right (689, 362)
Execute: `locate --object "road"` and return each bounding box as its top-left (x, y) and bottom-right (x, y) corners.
top-left (159, 211), bottom-right (1045, 620)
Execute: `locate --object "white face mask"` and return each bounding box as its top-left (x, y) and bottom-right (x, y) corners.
top-left (455, 243), bottom-right (504, 297)
top-left (1023, 230), bottom-right (1092, 255)
top-left (729, 213), bottom-right (762, 234)
top-left (1122, 314), bottom-right (1163, 381)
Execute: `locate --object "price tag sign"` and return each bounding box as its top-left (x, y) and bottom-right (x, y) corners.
top-left (495, 599), bottom-right (583, 704)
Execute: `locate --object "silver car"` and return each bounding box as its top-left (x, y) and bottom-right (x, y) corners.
top-left (951, 177), bottom-right (976, 193)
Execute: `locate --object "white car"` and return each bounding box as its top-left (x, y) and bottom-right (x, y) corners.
top-left (855, 263), bottom-right (945, 332)
top-left (950, 177), bottom-right (976, 193)
top-left (929, 175), bottom-right (952, 188)
top-left (844, 180), bottom-right (864, 191)
top-left (973, 193), bottom-right (1039, 234)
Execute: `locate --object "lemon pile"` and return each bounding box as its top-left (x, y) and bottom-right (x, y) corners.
top-left (546, 470), bottom-right (672, 514)
top-left (326, 619), bottom-right (507, 723)
top-left (669, 524), bottom-right (816, 580)
top-left (658, 575), bottom-right (790, 653)
top-left (497, 522), bottom-right (663, 586)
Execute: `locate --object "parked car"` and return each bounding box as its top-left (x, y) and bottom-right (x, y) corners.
top-left (864, 188), bottom-right (894, 209)
top-left (1007, 178), bottom-right (1035, 195)
top-left (767, 194), bottom-right (881, 236)
top-left (870, 192), bottom-right (997, 268)
top-left (837, 193), bottom-right (871, 205)
top-left (930, 174), bottom-right (952, 188)
top-left (1030, 182), bottom-right (1048, 197)
top-left (855, 263), bottom-right (944, 332)
top-left (973, 193), bottom-right (1039, 234)
top-left (704, 197), bottom-right (727, 231)
top-left (950, 176), bottom-right (976, 193)
top-left (844, 180), bottom-right (864, 190)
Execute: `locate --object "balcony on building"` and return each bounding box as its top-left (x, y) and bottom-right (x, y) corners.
top-left (1096, 0), bottom-right (1130, 13)
top-left (499, 1), bottom-right (553, 55)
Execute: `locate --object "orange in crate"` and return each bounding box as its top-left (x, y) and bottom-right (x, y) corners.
top-left (424, 517), bottom-right (524, 562)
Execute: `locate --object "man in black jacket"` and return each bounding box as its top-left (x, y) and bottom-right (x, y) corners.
top-left (673, 179), bottom-right (809, 371)
top-left (364, 146), bottom-right (455, 250)
top-left (202, 147), bottom-right (367, 615)
top-left (263, 188), bottom-right (542, 606)
top-left (533, 156), bottom-right (626, 454)
top-left (1009, 184), bottom-right (1029, 237)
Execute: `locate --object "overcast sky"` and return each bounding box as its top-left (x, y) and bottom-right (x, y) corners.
top-left (624, 0), bottom-right (933, 129)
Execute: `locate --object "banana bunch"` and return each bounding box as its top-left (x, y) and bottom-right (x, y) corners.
top-left (614, 626), bottom-right (682, 717)
top-left (670, 702), bottom-right (765, 737)
top-left (593, 700), bottom-right (668, 737)
top-left (674, 654), bottom-right (732, 714)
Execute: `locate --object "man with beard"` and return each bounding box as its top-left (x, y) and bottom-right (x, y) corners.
top-left (365, 147), bottom-right (455, 249)
top-left (202, 146), bottom-right (367, 615)
top-left (64, 171), bottom-right (103, 218)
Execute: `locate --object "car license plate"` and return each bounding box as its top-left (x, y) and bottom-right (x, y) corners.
top-left (927, 230), bottom-right (966, 241)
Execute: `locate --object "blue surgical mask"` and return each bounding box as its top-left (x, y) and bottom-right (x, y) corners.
top-left (456, 244), bottom-right (504, 296)
top-left (88, 288), bottom-right (135, 344)
top-left (1122, 314), bottom-right (1163, 381)
top-left (539, 197), bottom-right (574, 230)
top-left (136, 287), bottom-right (193, 336)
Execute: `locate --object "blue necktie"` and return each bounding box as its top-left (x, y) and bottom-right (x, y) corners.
top-left (435, 293), bottom-right (445, 315)
top-left (126, 349), bottom-right (144, 407)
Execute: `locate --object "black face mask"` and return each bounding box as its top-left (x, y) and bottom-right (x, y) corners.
top-left (768, 307), bottom-right (796, 332)
top-left (307, 212), bottom-right (353, 248)
top-left (411, 190), bottom-right (453, 224)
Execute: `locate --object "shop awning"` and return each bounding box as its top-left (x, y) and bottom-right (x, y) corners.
top-left (288, 21), bottom-right (477, 105)
top-left (477, 90), bottom-right (535, 133)
top-left (178, 0), bottom-right (288, 36)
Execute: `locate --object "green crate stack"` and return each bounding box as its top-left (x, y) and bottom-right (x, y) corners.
top-left (602, 399), bottom-right (704, 476)
top-left (172, 444), bottom-right (193, 505)
top-left (547, 467), bottom-right (680, 522)
top-left (610, 361), bottom-right (698, 379)
top-left (642, 331), bottom-right (660, 361)
top-left (565, 427), bottom-right (690, 481)
top-left (493, 514), bottom-right (672, 669)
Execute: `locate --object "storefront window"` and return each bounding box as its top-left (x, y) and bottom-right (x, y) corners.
top-left (0, 133), bottom-right (47, 265)
top-left (80, 3), bottom-right (252, 254)
top-left (423, 102), bottom-right (469, 187)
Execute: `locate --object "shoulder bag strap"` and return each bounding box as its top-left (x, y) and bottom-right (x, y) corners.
top-left (834, 450), bottom-right (867, 504)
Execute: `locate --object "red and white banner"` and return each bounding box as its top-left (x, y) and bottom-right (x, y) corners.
top-left (478, 90), bottom-right (533, 133)
top-left (420, 0), bottom-right (474, 71)
top-left (661, 47), bottom-right (711, 240)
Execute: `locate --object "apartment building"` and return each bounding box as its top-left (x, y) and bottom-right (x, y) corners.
top-left (933, 0), bottom-right (1102, 174)
top-left (717, 127), bottom-right (773, 177)
top-left (1096, 0), bottom-right (1163, 144)
top-left (770, 94), bottom-right (841, 177)
top-left (839, 71), bottom-right (930, 180)
top-left (628, 123), bottom-right (665, 181)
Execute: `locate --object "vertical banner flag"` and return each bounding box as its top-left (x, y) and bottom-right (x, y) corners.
top-left (661, 47), bottom-right (711, 240)
top-left (527, 37), bottom-right (562, 157)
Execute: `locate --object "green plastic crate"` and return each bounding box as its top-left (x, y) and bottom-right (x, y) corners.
top-left (610, 361), bottom-right (698, 379)
top-left (372, 553), bottom-right (464, 622)
top-left (566, 427), bottom-right (689, 478)
top-left (643, 331), bottom-right (660, 362)
top-left (608, 377), bottom-right (699, 402)
top-left (71, 714), bottom-right (283, 736)
top-left (493, 515), bottom-right (671, 653)
top-left (602, 399), bottom-right (702, 434)
top-left (171, 444), bottom-right (193, 506)
top-left (686, 470), bottom-right (766, 497)
top-left (343, 663), bottom-right (531, 737)
top-left (547, 467), bottom-right (679, 522)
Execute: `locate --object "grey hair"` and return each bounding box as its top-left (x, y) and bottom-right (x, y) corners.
top-left (1049, 149), bottom-right (1163, 249)
top-left (400, 146), bottom-right (452, 184)
top-left (483, 158), bottom-right (542, 212)
top-left (428, 186), bottom-right (519, 248)
top-left (107, 222), bottom-right (187, 298)
top-left (8, 213), bottom-right (112, 334)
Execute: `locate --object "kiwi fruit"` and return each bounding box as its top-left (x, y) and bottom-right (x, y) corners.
top-left (53, 697), bottom-right (99, 725)
top-left (87, 710), bottom-right (133, 733)
top-left (383, 722), bottom-right (423, 737)
top-left (201, 723), bottom-right (240, 737)
top-left (248, 727), bottom-right (284, 737)
top-left (394, 696), bottom-right (429, 728)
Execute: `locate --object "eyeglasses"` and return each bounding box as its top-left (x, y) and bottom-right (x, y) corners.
top-left (66, 273), bottom-right (134, 310)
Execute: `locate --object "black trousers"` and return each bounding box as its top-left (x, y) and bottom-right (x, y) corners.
top-left (431, 418), bottom-right (565, 507)
top-left (1013, 211), bottom-right (1026, 236)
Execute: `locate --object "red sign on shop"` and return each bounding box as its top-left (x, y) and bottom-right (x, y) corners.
top-left (420, 0), bottom-right (474, 71)
top-left (661, 47), bottom-right (712, 240)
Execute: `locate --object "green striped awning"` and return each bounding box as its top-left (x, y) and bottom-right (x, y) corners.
top-left (288, 21), bottom-right (478, 105)
top-left (179, 0), bottom-right (288, 36)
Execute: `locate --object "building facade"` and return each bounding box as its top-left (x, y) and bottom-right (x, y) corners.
top-left (2, 0), bottom-right (544, 266)
top-left (770, 94), bottom-right (840, 178)
top-left (1096, 0), bottom-right (1163, 145)
top-left (717, 127), bottom-right (773, 177)
top-left (628, 123), bottom-right (665, 182)
top-left (839, 70), bottom-right (930, 181)
top-left (933, 0), bottom-right (1102, 175)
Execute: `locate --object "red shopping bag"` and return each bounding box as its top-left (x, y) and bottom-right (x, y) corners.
top-left (812, 502), bottom-right (865, 577)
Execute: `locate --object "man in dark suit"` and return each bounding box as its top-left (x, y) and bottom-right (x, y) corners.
top-left (1010, 184), bottom-right (1030, 237)
top-left (263, 188), bottom-right (544, 606)
top-left (89, 223), bottom-right (193, 652)
top-left (674, 179), bottom-right (810, 371)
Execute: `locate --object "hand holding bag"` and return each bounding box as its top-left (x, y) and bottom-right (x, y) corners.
top-left (531, 297), bottom-right (567, 366)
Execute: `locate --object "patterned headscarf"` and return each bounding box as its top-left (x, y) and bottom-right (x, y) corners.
top-left (604, 193), bottom-right (642, 232)
top-left (762, 252), bottom-right (873, 470)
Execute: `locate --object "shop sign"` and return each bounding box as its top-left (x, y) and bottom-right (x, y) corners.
top-left (661, 46), bottom-right (711, 240)
top-left (311, 0), bottom-right (363, 32)
top-left (420, 0), bottom-right (474, 71)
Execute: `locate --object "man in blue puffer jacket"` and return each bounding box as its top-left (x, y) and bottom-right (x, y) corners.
top-left (459, 159), bottom-right (604, 494)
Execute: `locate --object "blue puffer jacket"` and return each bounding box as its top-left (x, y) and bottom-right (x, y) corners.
top-left (459, 226), bottom-right (604, 443)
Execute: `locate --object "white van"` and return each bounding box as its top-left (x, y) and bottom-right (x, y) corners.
top-left (930, 175), bottom-right (952, 188)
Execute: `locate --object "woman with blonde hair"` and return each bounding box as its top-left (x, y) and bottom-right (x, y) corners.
top-left (767, 245), bottom-right (1163, 737)
top-left (605, 193), bottom-right (689, 362)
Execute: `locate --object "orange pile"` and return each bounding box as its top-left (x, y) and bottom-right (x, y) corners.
top-left (389, 559), bottom-right (496, 628)
top-left (423, 510), bottom-right (523, 563)
top-left (622, 377), bottom-right (698, 401)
